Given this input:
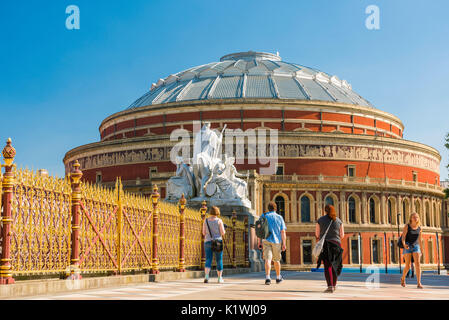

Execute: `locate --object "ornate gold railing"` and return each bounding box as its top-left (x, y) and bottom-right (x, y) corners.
top-left (0, 139), bottom-right (249, 284)
top-left (221, 215), bottom-right (234, 267)
top-left (183, 207), bottom-right (202, 268)
top-left (119, 187), bottom-right (153, 272)
top-left (10, 169), bottom-right (72, 276)
top-left (235, 219), bottom-right (246, 266)
top-left (78, 181), bottom-right (119, 273)
top-left (157, 201), bottom-right (180, 269)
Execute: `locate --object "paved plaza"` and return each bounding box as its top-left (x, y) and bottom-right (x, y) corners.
top-left (13, 271), bottom-right (449, 300)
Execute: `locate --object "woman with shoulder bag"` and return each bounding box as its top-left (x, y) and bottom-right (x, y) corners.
top-left (202, 206), bottom-right (226, 283)
top-left (315, 204), bottom-right (344, 293)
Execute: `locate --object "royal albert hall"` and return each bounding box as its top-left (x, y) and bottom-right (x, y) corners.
top-left (64, 51), bottom-right (449, 270)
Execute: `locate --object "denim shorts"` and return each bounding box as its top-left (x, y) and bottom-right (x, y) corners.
top-left (403, 243), bottom-right (420, 254)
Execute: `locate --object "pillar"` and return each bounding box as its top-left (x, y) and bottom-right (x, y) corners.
top-left (362, 192), bottom-right (367, 224)
top-left (244, 216), bottom-right (249, 267)
top-left (263, 187), bottom-right (270, 213)
top-left (0, 138), bottom-right (16, 284)
top-left (291, 189), bottom-right (297, 222)
top-left (381, 193), bottom-right (386, 224)
top-left (116, 178), bottom-right (123, 275)
top-left (177, 194), bottom-right (186, 272)
top-left (68, 160), bottom-right (83, 280)
top-left (232, 210), bottom-right (237, 268)
top-left (151, 185), bottom-right (160, 274)
top-left (396, 194), bottom-right (402, 225)
top-left (315, 191), bottom-right (322, 221)
top-left (340, 191), bottom-right (346, 223)
top-left (200, 200), bottom-right (207, 269)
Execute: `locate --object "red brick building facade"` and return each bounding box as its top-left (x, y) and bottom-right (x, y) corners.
top-left (64, 52), bottom-right (448, 270)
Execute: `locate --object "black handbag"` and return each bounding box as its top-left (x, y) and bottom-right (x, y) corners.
top-left (205, 219), bottom-right (223, 252)
top-left (397, 224), bottom-right (408, 249)
top-left (397, 236), bottom-right (404, 249)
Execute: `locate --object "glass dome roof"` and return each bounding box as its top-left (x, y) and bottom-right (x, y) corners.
top-left (127, 51), bottom-right (373, 110)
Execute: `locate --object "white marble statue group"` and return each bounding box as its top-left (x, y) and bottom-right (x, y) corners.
top-left (166, 122), bottom-right (249, 205)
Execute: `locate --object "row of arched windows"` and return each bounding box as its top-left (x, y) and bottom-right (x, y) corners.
top-left (273, 193), bottom-right (442, 226)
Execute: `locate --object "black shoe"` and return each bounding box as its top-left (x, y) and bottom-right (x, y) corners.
top-left (276, 276), bottom-right (284, 284)
top-left (265, 279), bottom-right (271, 285)
top-left (204, 278), bottom-right (209, 283)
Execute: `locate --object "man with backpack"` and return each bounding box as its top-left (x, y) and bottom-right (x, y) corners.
top-left (256, 201), bottom-right (287, 285)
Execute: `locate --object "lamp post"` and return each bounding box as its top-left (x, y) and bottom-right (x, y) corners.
top-left (436, 232), bottom-right (440, 275)
top-left (397, 213), bottom-right (401, 273)
top-left (358, 232), bottom-right (362, 273)
top-left (384, 231), bottom-right (388, 274)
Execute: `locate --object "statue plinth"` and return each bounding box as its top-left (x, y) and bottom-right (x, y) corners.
top-left (165, 122), bottom-right (263, 271)
top-left (168, 198), bottom-right (263, 272)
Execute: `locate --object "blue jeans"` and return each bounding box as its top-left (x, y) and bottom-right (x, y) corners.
top-left (403, 243), bottom-right (421, 254)
top-left (205, 241), bottom-right (223, 271)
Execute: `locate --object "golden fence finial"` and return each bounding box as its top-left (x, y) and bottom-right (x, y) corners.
top-left (179, 193), bottom-right (186, 209)
top-left (152, 184), bottom-right (160, 205)
top-left (200, 200), bottom-right (207, 218)
top-left (2, 138), bottom-right (16, 167)
top-left (70, 160), bottom-right (83, 185)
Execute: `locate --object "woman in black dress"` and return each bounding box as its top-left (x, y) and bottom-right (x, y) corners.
top-left (315, 204), bottom-right (345, 293)
top-left (400, 212), bottom-right (423, 288)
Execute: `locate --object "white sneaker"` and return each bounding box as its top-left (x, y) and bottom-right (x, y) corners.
top-left (218, 277), bottom-right (224, 284)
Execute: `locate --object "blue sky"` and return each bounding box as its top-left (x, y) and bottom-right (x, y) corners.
top-left (0, 0), bottom-right (448, 179)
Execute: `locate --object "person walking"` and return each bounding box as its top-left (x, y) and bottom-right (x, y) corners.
top-left (400, 212), bottom-right (423, 288)
top-left (315, 204), bottom-right (344, 293)
top-left (257, 201), bottom-right (287, 285)
top-left (203, 206), bottom-right (226, 284)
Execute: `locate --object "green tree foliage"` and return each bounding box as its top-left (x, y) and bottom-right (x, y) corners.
top-left (446, 132), bottom-right (449, 152)
top-left (445, 133), bottom-right (449, 198)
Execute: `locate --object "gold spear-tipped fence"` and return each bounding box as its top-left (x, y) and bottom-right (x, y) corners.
top-left (0, 139), bottom-right (248, 283)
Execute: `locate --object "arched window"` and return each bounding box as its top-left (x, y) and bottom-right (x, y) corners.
top-left (415, 200), bottom-right (421, 216)
top-left (325, 196), bottom-right (334, 207)
top-left (388, 199), bottom-right (393, 224)
top-left (275, 196), bottom-right (285, 220)
top-left (369, 198), bottom-right (376, 223)
top-left (300, 196), bottom-right (311, 222)
top-left (433, 203), bottom-right (438, 227)
top-left (348, 197), bottom-right (356, 223)
top-left (425, 202), bottom-right (431, 226)
top-left (402, 200), bottom-right (408, 224)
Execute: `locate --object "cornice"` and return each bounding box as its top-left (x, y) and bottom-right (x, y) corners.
top-left (64, 130), bottom-right (441, 164)
top-left (99, 99), bottom-right (404, 133)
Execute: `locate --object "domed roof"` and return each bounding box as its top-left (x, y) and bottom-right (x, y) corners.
top-left (127, 51), bottom-right (373, 110)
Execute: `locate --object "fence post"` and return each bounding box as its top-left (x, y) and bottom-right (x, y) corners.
top-left (244, 216), bottom-right (249, 268)
top-left (68, 160), bottom-right (83, 280)
top-left (177, 194), bottom-right (186, 272)
top-left (232, 209), bottom-right (237, 268)
top-left (200, 200), bottom-right (207, 269)
top-left (116, 178), bottom-right (123, 275)
top-left (0, 138), bottom-right (16, 284)
top-left (151, 184), bottom-right (160, 274)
